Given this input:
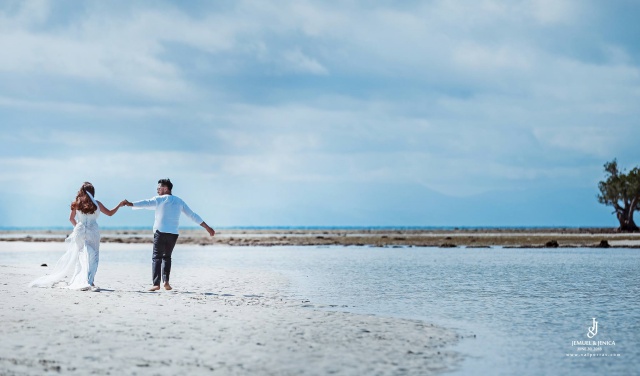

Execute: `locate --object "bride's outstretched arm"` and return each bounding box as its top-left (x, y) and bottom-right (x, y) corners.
top-left (98, 201), bottom-right (124, 217)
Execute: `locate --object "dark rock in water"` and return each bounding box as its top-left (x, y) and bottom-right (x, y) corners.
top-left (597, 240), bottom-right (610, 248)
top-left (41, 264), bottom-right (48, 267)
top-left (439, 243), bottom-right (456, 248)
top-left (545, 240), bottom-right (559, 248)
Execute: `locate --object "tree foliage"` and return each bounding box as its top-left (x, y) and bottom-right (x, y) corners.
top-left (597, 159), bottom-right (640, 232)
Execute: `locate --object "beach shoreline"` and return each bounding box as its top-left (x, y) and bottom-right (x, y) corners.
top-left (1, 242), bottom-right (464, 375)
top-left (2, 227), bottom-right (640, 248)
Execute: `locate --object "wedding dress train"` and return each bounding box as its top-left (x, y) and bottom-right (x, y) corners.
top-left (29, 211), bottom-right (100, 290)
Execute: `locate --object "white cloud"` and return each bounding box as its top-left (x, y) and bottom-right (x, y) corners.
top-left (0, 95), bottom-right (169, 117)
top-left (0, 4), bottom-right (253, 100)
top-left (452, 43), bottom-right (533, 72)
top-left (283, 49), bottom-right (328, 75)
top-left (530, 0), bottom-right (577, 25)
top-left (0, 0), bottom-right (638, 226)
top-left (532, 126), bottom-right (621, 158)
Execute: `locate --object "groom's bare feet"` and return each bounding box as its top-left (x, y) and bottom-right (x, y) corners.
top-left (149, 285), bottom-right (161, 291)
top-left (164, 283), bottom-right (172, 291)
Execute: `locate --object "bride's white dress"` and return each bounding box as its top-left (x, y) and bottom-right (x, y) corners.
top-left (29, 211), bottom-right (100, 290)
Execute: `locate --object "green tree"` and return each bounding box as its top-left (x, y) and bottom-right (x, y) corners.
top-left (597, 159), bottom-right (640, 232)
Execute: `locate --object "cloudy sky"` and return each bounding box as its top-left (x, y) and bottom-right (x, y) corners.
top-left (0, 0), bottom-right (638, 228)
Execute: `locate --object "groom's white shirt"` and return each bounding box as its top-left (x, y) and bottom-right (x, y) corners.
top-left (132, 195), bottom-right (203, 234)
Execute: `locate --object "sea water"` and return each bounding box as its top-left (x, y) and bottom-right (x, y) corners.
top-left (179, 246), bottom-right (640, 376)
top-left (5, 244), bottom-right (639, 375)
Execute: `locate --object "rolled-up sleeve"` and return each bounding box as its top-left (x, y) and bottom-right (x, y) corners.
top-left (181, 202), bottom-right (204, 224)
top-left (132, 197), bottom-right (157, 210)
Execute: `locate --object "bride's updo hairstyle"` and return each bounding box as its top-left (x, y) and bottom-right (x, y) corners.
top-left (71, 182), bottom-right (98, 214)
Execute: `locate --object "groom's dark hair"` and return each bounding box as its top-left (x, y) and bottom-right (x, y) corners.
top-left (158, 178), bottom-right (173, 192)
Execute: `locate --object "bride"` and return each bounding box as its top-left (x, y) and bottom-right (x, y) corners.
top-left (29, 182), bottom-right (126, 291)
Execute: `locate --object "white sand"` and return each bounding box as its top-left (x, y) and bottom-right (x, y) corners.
top-left (0, 243), bottom-right (461, 375)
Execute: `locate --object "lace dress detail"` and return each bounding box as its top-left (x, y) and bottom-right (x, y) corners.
top-left (29, 211), bottom-right (101, 290)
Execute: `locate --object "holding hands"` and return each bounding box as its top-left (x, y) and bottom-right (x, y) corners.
top-left (119, 199), bottom-right (133, 207)
top-left (117, 194), bottom-right (215, 237)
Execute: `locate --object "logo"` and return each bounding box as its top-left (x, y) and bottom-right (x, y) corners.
top-left (568, 318), bottom-right (619, 358)
top-left (587, 318), bottom-right (598, 338)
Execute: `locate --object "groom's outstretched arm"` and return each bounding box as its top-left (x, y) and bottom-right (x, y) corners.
top-left (181, 201), bottom-right (215, 236)
top-left (130, 197), bottom-right (157, 209)
top-left (200, 221), bottom-right (215, 237)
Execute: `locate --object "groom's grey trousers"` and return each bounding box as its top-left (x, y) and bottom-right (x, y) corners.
top-left (152, 230), bottom-right (179, 286)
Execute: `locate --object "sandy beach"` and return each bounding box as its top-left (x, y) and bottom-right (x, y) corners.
top-left (3, 229), bottom-right (638, 374)
top-left (0, 242), bottom-right (462, 375)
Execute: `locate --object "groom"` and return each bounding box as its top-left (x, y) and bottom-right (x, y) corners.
top-left (125, 179), bottom-right (215, 291)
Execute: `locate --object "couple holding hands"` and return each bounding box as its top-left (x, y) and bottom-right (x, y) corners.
top-left (30, 179), bottom-right (215, 292)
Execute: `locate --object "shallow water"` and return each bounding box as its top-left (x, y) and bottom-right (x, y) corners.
top-left (6, 244), bottom-right (639, 375)
top-left (182, 246), bottom-right (640, 376)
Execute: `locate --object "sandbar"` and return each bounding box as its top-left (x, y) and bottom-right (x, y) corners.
top-left (0, 242), bottom-right (462, 375)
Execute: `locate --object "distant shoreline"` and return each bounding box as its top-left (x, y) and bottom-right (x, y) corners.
top-left (2, 228), bottom-right (639, 248)
top-left (0, 225), bottom-right (623, 231)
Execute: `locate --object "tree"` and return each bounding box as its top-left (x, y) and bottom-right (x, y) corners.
top-left (597, 159), bottom-right (640, 232)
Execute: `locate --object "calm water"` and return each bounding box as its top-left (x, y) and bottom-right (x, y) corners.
top-left (6, 245), bottom-right (639, 375)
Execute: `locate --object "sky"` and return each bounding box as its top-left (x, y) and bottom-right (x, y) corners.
top-left (0, 0), bottom-right (639, 228)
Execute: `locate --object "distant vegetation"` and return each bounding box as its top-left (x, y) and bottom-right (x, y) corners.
top-left (598, 159), bottom-right (640, 232)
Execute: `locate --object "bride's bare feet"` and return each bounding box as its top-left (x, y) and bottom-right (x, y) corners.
top-left (149, 285), bottom-right (161, 291)
top-left (164, 283), bottom-right (172, 291)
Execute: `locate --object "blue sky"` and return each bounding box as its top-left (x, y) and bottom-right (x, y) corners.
top-left (0, 0), bottom-right (638, 228)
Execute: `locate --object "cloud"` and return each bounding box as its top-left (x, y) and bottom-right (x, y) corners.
top-left (282, 49), bottom-right (328, 75)
top-left (0, 0), bottom-right (639, 226)
top-left (530, 0), bottom-right (578, 25)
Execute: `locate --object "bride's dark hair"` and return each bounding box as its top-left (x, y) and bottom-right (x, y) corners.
top-left (71, 182), bottom-right (98, 214)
